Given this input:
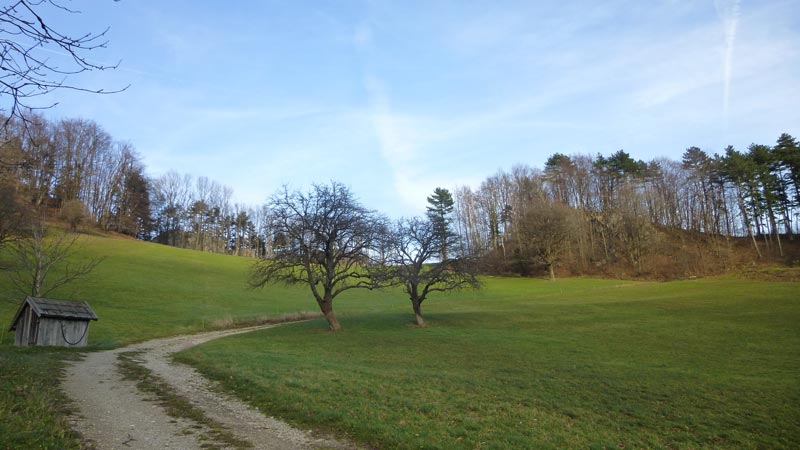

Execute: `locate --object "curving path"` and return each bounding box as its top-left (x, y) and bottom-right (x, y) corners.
top-left (62, 325), bottom-right (359, 450)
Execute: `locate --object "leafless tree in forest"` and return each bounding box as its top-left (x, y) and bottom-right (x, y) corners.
top-left (0, 180), bottom-right (32, 246)
top-left (517, 202), bottom-right (576, 281)
top-left (151, 171), bottom-right (194, 247)
top-left (0, 129), bottom-right (32, 245)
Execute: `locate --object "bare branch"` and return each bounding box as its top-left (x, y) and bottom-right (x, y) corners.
top-left (1, 0), bottom-right (127, 127)
top-left (0, 220), bottom-right (103, 300)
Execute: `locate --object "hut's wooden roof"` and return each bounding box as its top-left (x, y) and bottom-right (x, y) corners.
top-left (9, 297), bottom-right (98, 330)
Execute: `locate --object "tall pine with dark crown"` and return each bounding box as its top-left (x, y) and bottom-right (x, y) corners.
top-left (426, 187), bottom-right (455, 260)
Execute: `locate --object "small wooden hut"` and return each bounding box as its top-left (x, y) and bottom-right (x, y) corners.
top-left (9, 297), bottom-right (98, 347)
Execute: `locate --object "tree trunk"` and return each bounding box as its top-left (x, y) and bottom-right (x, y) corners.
top-left (411, 299), bottom-right (426, 327)
top-left (548, 263), bottom-right (556, 282)
top-left (318, 297), bottom-right (341, 332)
top-left (783, 207), bottom-right (793, 240)
top-left (770, 211), bottom-right (784, 257)
top-left (736, 187), bottom-right (762, 258)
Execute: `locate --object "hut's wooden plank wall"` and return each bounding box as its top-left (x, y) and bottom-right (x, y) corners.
top-left (10, 297), bottom-right (96, 347)
top-left (36, 318), bottom-right (90, 346)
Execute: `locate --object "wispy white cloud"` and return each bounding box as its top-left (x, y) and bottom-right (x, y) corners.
top-left (364, 75), bottom-right (431, 212)
top-left (715, 0), bottom-right (741, 121)
top-left (627, 22), bottom-right (727, 109)
top-left (41, 0), bottom-right (799, 218)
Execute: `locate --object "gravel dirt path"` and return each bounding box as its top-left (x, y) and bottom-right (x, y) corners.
top-left (62, 325), bottom-right (359, 450)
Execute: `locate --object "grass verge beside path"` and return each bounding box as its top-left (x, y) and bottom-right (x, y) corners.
top-left (177, 277), bottom-right (800, 450)
top-left (0, 347), bottom-right (84, 450)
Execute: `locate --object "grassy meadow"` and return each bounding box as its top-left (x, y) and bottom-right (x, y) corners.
top-left (0, 233), bottom-right (358, 450)
top-left (1, 234), bottom-right (363, 348)
top-left (1, 233), bottom-right (798, 449)
top-left (177, 277), bottom-right (800, 449)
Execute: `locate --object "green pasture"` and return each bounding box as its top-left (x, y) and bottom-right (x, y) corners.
top-left (1, 234), bottom-right (798, 449)
top-left (177, 277), bottom-right (800, 449)
top-left (0, 234), bottom-right (338, 449)
top-left (0, 347), bottom-right (83, 450)
top-left (0, 234), bottom-right (387, 348)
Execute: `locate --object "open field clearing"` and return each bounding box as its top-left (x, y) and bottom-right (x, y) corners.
top-left (0, 234), bottom-right (390, 347)
top-left (176, 277), bottom-right (800, 449)
top-left (2, 236), bottom-right (798, 449)
top-left (0, 236), bottom-right (342, 449)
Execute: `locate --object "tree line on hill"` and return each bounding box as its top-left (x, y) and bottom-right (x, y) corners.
top-left (452, 138), bottom-right (800, 278)
top-left (1, 115), bottom-right (150, 239)
top-left (2, 114), bottom-right (798, 281)
top-left (0, 114), bottom-right (269, 256)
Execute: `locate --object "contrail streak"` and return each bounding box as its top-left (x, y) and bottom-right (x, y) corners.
top-left (715, 0), bottom-right (741, 121)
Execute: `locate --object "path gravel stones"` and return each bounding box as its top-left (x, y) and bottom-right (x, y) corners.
top-left (62, 326), bottom-right (359, 450)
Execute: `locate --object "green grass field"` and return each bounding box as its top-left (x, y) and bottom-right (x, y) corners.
top-left (1, 235), bottom-right (348, 348)
top-left (0, 234), bottom-right (342, 449)
top-left (0, 347), bottom-right (84, 450)
top-left (1, 234), bottom-right (799, 449)
top-left (176, 278), bottom-right (800, 449)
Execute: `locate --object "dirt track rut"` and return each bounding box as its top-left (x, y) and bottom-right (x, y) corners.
top-left (62, 326), bottom-right (358, 450)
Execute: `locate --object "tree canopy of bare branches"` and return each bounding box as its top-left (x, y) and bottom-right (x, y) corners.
top-left (386, 216), bottom-right (480, 326)
top-left (249, 181), bottom-right (388, 332)
top-left (0, 220), bottom-right (103, 299)
top-left (516, 202), bottom-right (577, 281)
top-left (452, 133), bottom-right (800, 279)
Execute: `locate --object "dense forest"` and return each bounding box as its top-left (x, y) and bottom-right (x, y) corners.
top-left (451, 140), bottom-right (799, 278)
top-left (0, 115), bottom-right (269, 256)
top-left (1, 114), bottom-right (798, 279)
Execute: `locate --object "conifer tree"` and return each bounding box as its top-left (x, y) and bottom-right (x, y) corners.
top-left (426, 187), bottom-right (455, 260)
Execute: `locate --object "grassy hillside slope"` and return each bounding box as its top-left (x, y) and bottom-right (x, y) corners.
top-left (1, 233), bottom-right (798, 449)
top-left (0, 234), bottom-right (395, 347)
top-left (0, 232), bottom-right (389, 449)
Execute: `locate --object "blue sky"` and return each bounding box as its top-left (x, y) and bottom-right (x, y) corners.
top-left (38, 0), bottom-right (799, 217)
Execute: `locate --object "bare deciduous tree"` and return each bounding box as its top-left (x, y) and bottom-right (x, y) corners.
top-left (0, 131), bottom-right (32, 245)
top-left (59, 198), bottom-right (88, 231)
top-left (249, 182), bottom-right (387, 332)
top-left (517, 202), bottom-right (576, 281)
top-left (0, 181), bottom-right (32, 246)
top-left (386, 216), bottom-right (479, 327)
top-left (1, 220), bottom-right (103, 299)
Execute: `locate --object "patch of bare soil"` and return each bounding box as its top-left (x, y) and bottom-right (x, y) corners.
top-left (62, 325), bottom-right (360, 450)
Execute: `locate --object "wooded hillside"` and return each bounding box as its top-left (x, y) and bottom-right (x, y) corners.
top-left (2, 114), bottom-right (798, 279)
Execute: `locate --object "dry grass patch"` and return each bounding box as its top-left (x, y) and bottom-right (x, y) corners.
top-left (208, 311), bottom-right (323, 330)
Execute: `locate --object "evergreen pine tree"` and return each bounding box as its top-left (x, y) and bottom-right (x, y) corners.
top-left (426, 187), bottom-right (455, 260)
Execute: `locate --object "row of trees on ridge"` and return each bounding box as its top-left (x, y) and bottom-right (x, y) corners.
top-left (1, 114), bottom-right (268, 256)
top-left (2, 114), bottom-right (798, 284)
top-left (452, 137), bottom-right (799, 278)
